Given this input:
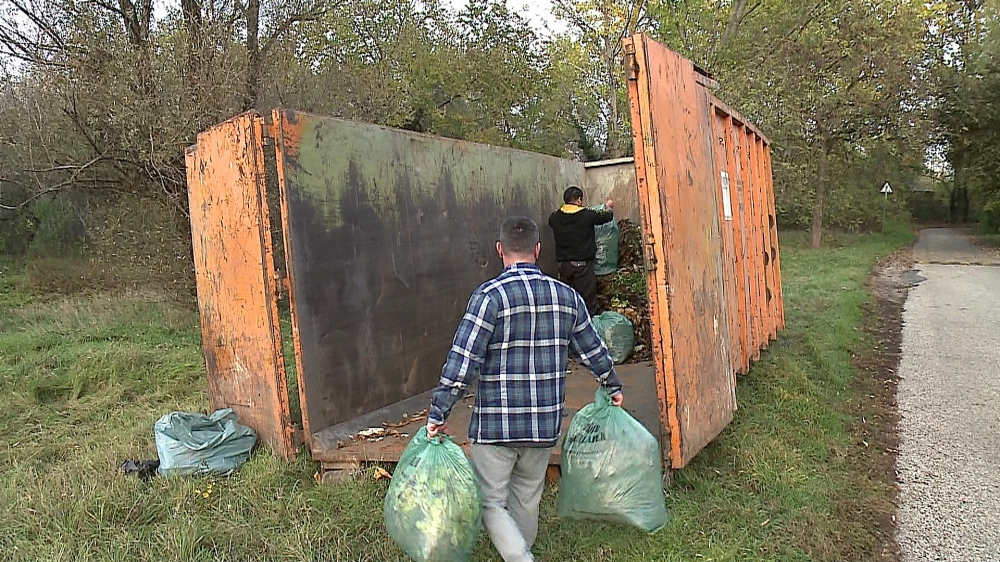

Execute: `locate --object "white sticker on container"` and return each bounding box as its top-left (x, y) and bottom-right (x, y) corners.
top-left (720, 171), bottom-right (733, 220)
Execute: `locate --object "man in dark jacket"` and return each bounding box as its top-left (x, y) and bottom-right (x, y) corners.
top-left (548, 186), bottom-right (614, 316)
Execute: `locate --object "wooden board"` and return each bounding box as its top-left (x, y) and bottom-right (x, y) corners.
top-left (310, 363), bottom-right (662, 466)
top-left (625, 35), bottom-right (736, 469)
top-left (185, 113), bottom-right (296, 460)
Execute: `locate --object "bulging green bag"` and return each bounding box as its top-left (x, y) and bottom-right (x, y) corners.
top-left (384, 427), bottom-right (483, 562)
top-left (592, 205), bottom-right (620, 276)
top-left (591, 311), bottom-right (635, 365)
top-left (557, 387), bottom-right (669, 533)
top-left (154, 408), bottom-right (257, 477)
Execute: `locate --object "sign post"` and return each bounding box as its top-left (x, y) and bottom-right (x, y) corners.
top-left (881, 182), bottom-right (893, 234)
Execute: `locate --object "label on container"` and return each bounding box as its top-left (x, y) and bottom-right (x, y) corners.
top-left (720, 171), bottom-right (733, 220)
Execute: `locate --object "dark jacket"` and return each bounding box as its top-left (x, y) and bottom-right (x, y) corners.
top-left (548, 204), bottom-right (615, 262)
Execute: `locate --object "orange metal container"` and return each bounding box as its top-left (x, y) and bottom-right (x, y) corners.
top-left (624, 34), bottom-right (784, 468)
top-left (183, 36), bottom-right (783, 472)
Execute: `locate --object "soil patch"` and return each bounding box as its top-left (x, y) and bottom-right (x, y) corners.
top-left (844, 245), bottom-right (913, 561)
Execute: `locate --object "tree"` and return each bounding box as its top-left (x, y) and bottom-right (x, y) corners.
top-left (660, 0), bottom-right (930, 246)
top-left (930, 0), bottom-right (1000, 227)
top-left (551, 0), bottom-right (653, 159)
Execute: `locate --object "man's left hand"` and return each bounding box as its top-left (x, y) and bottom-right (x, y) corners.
top-left (427, 421), bottom-right (449, 437)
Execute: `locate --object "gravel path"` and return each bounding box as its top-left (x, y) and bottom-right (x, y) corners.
top-left (896, 229), bottom-right (1000, 560)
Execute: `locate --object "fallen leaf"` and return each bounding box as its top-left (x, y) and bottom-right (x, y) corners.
top-left (373, 467), bottom-right (392, 481)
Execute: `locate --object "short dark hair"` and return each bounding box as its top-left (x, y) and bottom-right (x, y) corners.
top-left (499, 216), bottom-right (539, 256)
top-left (563, 186), bottom-right (584, 204)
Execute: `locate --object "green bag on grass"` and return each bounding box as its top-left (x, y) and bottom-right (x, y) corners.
top-left (591, 311), bottom-right (635, 364)
top-left (557, 387), bottom-right (669, 533)
top-left (384, 427), bottom-right (483, 562)
top-left (592, 205), bottom-right (620, 276)
top-left (154, 408), bottom-right (257, 476)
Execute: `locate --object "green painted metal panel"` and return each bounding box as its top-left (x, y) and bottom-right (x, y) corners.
top-left (273, 110), bottom-right (585, 440)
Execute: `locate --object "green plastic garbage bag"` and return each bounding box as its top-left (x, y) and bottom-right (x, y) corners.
top-left (384, 427), bottom-right (483, 562)
top-left (591, 311), bottom-right (635, 364)
top-left (557, 387), bottom-right (669, 533)
top-left (154, 408), bottom-right (257, 476)
top-left (592, 205), bottom-right (620, 276)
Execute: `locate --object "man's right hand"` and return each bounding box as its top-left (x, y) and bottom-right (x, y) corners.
top-left (605, 198), bottom-right (615, 210)
top-left (611, 393), bottom-right (624, 407)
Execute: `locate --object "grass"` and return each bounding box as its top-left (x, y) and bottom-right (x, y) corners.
top-left (974, 232), bottom-right (1000, 247)
top-left (0, 225), bottom-right (913, 562)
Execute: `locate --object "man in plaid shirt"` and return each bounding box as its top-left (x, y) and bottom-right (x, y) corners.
top-left (427, 216), bottom-right (623, 562)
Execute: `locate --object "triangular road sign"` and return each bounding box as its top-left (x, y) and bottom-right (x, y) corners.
top-left (881, 182), bottom-right (892, 194)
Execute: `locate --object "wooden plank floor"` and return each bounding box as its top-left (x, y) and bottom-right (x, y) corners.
top-left (310, 362), bottom-right (662, 467)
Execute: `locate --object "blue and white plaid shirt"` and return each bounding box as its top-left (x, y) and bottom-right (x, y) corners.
top-left (429, 262), bottom-right (622, 448)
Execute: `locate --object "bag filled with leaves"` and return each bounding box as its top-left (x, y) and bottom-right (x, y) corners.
top-left (592, 205), bottom-right (620, 276)
top-left (154, 408), bottom-right (257, 476)
top-left (557, 387), bottom-right (669, 533)
top-left (591, 311), bottom-right (635, 364)
top-left (384, 427), bottom-right (483, 562)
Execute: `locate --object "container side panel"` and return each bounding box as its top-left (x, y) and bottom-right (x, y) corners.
top-left (185, 114), bottom-right (295, 459)
top-left (749, 134), bottom-right (775, 343)
top-left (272, 110), bottom-right (585, 436)
top-left (763, 145), bottom-right (786, 329)
top-left (723, 116), bottom-right (752, 373)
top-left (710, 107), bottom-right (743, 376)
top-left (629, 35), bottom-right (736, 468)
top-left (736, 125), bottom-right (762, 358)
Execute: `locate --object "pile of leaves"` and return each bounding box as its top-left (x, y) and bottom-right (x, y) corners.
top-left (596, 219), bottom-right (652, 363)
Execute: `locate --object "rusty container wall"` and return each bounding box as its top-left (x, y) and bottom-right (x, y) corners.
top-left (714, 110), bottom-right (752, 374)
top-left (270, 109), bottom-right (585, 444)
top-left (625, 34), bottom-right (737, 469)
top-left (736, 123), bottom-right (764, 357)
top-left (184, 113), bottom-right (296, 460)
top-left (709, 107), bottom-right (745, 376)
top-left (763, 146), bottom-right (786, 330)
top-left (707, 98), bottom-right (783, 369)
top-left (583, 158), bottom-right (641, 224)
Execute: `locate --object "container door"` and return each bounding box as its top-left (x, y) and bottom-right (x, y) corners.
top-left (185, 113), bottom-right (296, 460)
top-left (625, 34), bottom-right (736, 469)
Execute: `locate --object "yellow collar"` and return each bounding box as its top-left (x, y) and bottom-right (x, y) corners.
top-left (560, 204), bottom-right (584, 214)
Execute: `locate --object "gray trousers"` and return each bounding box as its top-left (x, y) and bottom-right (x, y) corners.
top-left (470, 444), bottom-right (552, 562)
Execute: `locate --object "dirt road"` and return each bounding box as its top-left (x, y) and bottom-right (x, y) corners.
top-left (896, 228), bottom-right (1000, 560)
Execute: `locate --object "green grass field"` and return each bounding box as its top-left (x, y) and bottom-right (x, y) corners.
top-left (0, 226), bottom-right (913, 562)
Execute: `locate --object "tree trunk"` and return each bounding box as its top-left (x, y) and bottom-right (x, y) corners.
top-left (607, 65), bottom-right (620, 158)
top-left (244, 0), bottom-right (261, 111)
top-left (809, 142), bottom-right (828, 248)
top-left (181, 0), bottom-right (202, 87)
top-left (115, 0), bottom-right (154, 94)
top-left (604, 9), bottom-right (621, 159)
